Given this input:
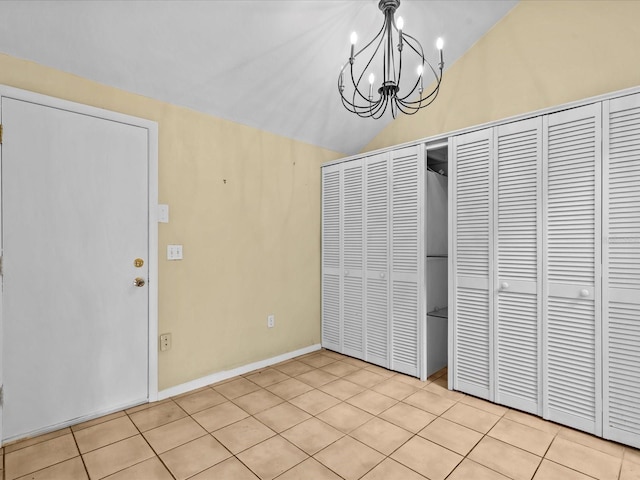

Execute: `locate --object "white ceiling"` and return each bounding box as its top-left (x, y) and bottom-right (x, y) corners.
top-left (0, 0), bottom-right (517, 155)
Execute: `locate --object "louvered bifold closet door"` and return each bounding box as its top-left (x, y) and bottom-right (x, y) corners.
top-left (494, 118), bottom-right (543, 414)
top-left (342, 159), bottom-right (365, 358)
top-left (390, 146), bottom-right (425, 377)
top-left (543, 103), bottom-right (602, 435)
top-left (364, 153), bottom-right (390, 368)
top-left (451, 129), bottom-right (494, 399)
top-left (603, 93), bottom-right (640, 448)
top-left (321, 164), bottom-right (342, 351)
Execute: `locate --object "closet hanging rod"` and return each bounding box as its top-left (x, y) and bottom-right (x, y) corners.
top-left (426, 141), bottom-right (448, 151)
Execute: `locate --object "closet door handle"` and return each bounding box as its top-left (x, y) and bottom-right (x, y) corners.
top-left (501, 282), bottom-right (509, 290)
top-left (580, 289), bottom-right (590, 297)
top-left (380, 272), bottom-right (386, 279)
top-left (345, 270), bottom-right (350, 276)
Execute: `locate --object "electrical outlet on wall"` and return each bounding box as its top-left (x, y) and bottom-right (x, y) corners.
top-left (160, 333), bottom-right (172, 351)
top-left (267, 315), bottom-right (275, 328)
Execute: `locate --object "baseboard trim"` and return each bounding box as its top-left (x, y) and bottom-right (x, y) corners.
top-left (158, 344), bottom-right (322, 400)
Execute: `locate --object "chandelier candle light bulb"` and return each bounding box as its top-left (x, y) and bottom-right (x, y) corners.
top-left (350, 31), bottom-right (357, 63)
top-left (338, 0), bottom-right (445, 119)
top-left (368, 73), bottom-right (375, 99)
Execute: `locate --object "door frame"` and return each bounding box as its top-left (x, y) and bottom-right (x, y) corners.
top-left (0, 85), bottom-right (159, 441)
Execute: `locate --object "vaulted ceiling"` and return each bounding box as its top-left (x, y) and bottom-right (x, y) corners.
top-left (0, 1), bottom-right (517, 155)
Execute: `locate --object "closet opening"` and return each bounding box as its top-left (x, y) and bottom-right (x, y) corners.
top-left (425, 142), bottom-right (449, 377)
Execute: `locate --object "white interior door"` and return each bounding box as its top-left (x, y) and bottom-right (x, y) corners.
top-left (1, 96), bottom-right (150, 442)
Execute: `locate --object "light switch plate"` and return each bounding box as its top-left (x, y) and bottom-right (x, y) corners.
top-left (167, 244), bottom-right (183, 260)
top-left (158, 204), bottom-right (169, 223)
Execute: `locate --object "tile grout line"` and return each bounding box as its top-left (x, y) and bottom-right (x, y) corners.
top-left (122, 400), bottom-right (180, 480)
top-left (69, 426), bottom-right (92, 480)
top-left (5, 351), bottom-right (637, 480)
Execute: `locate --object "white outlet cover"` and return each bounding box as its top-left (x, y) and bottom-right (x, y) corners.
top-left (158, 204), bottom-right (169, 223)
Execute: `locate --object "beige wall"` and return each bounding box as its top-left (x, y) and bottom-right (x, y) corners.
top-left (364, 0), bottom-right (640, 152)
top-left (0, 53), bottom-right (341, 390)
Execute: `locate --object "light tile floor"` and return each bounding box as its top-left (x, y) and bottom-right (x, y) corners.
top-left (4, 349), bottom-right (640, 480)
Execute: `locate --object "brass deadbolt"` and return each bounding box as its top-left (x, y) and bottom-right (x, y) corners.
top-left (134, 258), bottom-right (144, 268)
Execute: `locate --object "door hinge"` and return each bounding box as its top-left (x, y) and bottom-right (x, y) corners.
top-left (0, 256), bottom-right (3, 276)
top-left (0, 385), bottom-right (3, 407)
top-left (0, 124), bottom-right (3, 144)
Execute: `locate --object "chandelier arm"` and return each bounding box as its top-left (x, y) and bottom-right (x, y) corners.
top-left (355, 21), bottom-right (386, 60)
top-left (371, 96), bottom-right (388, 119)
top-left (399, 83), bottom-right (441, 110)
top-left (358, 92), bottom-right (386, 119)
top-left (402, 32), bottom-right (425, 59)
top-left (397, 67), bottom-right (442, 110)
top-left (350, 29), bottom-right (387, 105)
top-left (401, 81), bottom-right (440, 106)
top-left (396, 75), bottom-right (421, 102)
top-left (396, 57), bottom-right (440, 103)
top-left (400, 58), bottom-right (442, 105)
top-left (345, 90), bottom-right (384, 118)
top-left (341, 95), bottom-right (362, 114)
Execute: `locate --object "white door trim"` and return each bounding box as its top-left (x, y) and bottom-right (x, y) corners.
top-left (0, 85), bottom-right (159, 441)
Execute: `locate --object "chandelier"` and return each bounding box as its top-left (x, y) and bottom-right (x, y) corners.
top-left (338, 0), bottom-right (444, 119)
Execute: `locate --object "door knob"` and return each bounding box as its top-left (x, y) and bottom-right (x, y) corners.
top-left (580, 289), bottom-right (590, 297)
top-left (501, 282), bottom-right (509, 290)
top-left (133, 277), bottom-right (146, 287)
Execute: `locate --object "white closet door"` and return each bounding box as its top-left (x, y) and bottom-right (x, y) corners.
top-left (494, 118), bottom-right (543, 414)
top-left (603, 93), bottom-right (640, 448)
top-left (321, 164), bottom-right (342, 351)
top-left (342, 159), bottom-right (365, 358)
top-left (451, 128), bottom-right (494, 399)
top-left (364, 153), bottom-right (390, 368)
top-left (390, 146), bottom-right (424, 377)
top-left (543, 103), bottom-right (602, 435)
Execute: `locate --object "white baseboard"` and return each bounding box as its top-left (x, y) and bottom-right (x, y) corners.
top-left (158, 344), bottom-right (322, 400)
